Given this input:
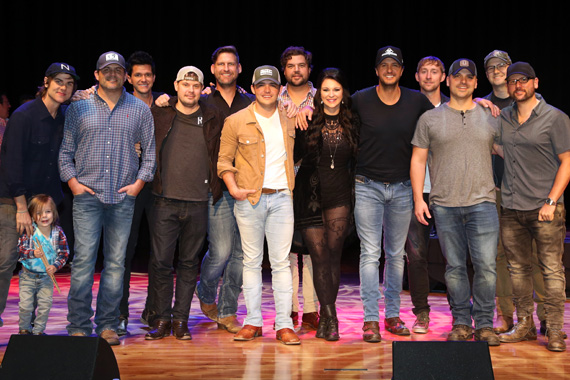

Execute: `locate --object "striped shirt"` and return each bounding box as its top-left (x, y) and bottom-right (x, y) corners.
top-left (59, 87), bottom-right (156, 204)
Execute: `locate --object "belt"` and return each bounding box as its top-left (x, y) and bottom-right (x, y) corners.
top-left (261, 188), bottom-right (286, 194)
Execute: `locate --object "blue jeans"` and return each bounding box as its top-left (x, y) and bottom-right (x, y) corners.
top-left (234, 191), bottom-right (294, 331)
top-left (197, 191), bottom-right (243, 318)
top-left (149, 197), bottom-right (207, 321)
top-left (18, 269), bottom-right (53, 333)
top-left (432, 202), bottom-right (498, 329)
top-left (67, 193), bottom-right (135, 336)
top-left (354, 177), bottom-right (413, 321)
top-left (0, 204), bottom-right (19, 319)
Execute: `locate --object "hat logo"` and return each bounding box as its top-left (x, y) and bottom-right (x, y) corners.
top-left (382, 48), bottom-right (397, 57)
top-left (183, 72), bottom-right (199, 81)
top-left (460, 60), bottom-right (470, 67)
top-left (106, 53), bottom-right (119, 62)
top-left (260, 69), bottom-right (273, 76)
top-left (60, 64), bottom-right (70, 71)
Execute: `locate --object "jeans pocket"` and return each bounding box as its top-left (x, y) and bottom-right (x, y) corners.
top-left (355, 175), bottom-right (370, 184)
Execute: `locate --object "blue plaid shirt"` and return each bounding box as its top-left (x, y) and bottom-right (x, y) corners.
top-left (59, 87), bottom-right (156, 204)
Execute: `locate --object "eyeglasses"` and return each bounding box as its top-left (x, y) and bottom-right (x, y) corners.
top-left (486, 63), bottom-right (508, 73)
top-left (507, 76), bottom-right (533, 86)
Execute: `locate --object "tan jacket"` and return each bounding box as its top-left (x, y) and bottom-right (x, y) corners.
top-left (217, 102), bottom-right (296, 205)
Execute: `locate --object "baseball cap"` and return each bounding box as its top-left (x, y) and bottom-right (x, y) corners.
top-left (175, 66), bottom-right (204, 85)
top-left (448, 59), bottom-right (477, 76)
top-left (45, 62), bottom-right (80, 80)
top-left (507, 62), bottom-right (536, 78)
top-left (375, 46), bottom-right (403, 66)
top-left (484, 50), bottom-right (512, 68)
top-left (252, 65), bottom-right (281, 85)
top-left (96, 51), bottom-right (126, 70)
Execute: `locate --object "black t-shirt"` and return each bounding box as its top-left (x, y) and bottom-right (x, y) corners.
top-left (352, 86), bottom-right (433, 182)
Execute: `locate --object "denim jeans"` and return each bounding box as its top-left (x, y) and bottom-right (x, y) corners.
top-left (197, 191), bottom-right (243, 318)
top-left (0, 204), bottom-right (19, 318)
top-left (120, 183), bottom-right (154, 318)
top-left (234, 191), bottom-right (294, 331)
top-left (405, 192), bottom-right (435, 315)
top-left (500, 204), bottom-right (566, 329)
top-left (67, 193), bottom-right (135, 336)
top-left (354, 177), bottom-right (413, 321)
top-left (18, 269), bottom-right (53, 333)
top-left (432, 202), bottom-right (498, 329)
top-left (149, 197), bottom-right (207, 321)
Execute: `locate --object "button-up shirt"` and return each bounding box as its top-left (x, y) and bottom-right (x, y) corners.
top-left (59, 87), bottom-right (156, 204)
top-left (0, 98), bottom-right (65, 204)
top-left (499, 99), bottom-right (570, 211)
top-left (278, 82), bottom-right (316, 113)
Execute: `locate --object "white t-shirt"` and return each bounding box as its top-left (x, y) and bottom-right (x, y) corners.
top-left (255, 110), bottom-right (288, 189)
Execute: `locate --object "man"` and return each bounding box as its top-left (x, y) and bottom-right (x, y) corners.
top-left (497, 62), bottom-right (570, 352)
top-left (278, 46), bottom-right (319, 329)
top-left (404, 56), bottom-right (449, 334)
top-left (0, 63), bottom-right (78, 328)
top-left (353, 46), bottom-right (433, 342)
top-left (218, 65), bottom-right (300, 345)
top-left (119, 50), bottom-right (163, 335)
top-left (411, 58), bottom-right (501, 346)
top-left (482, 50), bottom-right (546, 334)
top-left (196, 46), bottom-right (254, 334)
top-left (144, 66), bottom-right (224, 341)
top-left (59, 51), bottom-right (156, 345)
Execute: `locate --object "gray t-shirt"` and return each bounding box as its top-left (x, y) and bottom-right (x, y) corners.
top-left (412, 103), bottom-right (498, 207)
top-left (499, 99), bottom-right (570, 211)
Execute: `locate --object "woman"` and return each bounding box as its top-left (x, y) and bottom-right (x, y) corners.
top-left (293, 68), bottom-right (358, 341)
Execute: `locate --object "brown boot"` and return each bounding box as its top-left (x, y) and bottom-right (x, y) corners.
top-left (217, 315), bottom-right (242, 333)
top-left (362, 321), bottom-right (381, 343)
top-left (499, 316), bottom-right (537, 343)
top-left (493, 313), bottom-right (514, 334)
top-left (302, 312), bottom-right (320, 330)
top-left (546, 329), bottom-right (567, 352)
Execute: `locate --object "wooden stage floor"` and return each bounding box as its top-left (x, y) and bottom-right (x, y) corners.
top-left (0, 271), bottom-right (568, 379)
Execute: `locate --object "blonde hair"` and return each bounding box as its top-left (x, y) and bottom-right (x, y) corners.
top-left (27, 194), bottom-right (59, 226)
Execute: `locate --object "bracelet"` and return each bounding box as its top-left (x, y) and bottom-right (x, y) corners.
top-left (545, 198), bottom-right (556, 206)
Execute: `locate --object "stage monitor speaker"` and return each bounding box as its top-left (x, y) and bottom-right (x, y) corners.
top-left (0, 335), bottom-right (120, 380)
top-left (392, 341), bottom-right (494, 380)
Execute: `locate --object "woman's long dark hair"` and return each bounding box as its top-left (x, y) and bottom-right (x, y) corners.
top-left (306, 68), bottom-right (358, 156)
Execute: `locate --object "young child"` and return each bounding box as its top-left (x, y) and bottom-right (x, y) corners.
top-left (17, 194), bottom-right (69, 335)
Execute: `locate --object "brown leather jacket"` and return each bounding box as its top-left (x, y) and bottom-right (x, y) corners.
top-left (217, 102), bottom-right (296, 205)
top-left (151, 97), bottom-right (224, 205)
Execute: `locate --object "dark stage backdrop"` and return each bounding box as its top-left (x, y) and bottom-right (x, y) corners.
top-left (1, 1), bottom-right (568, 208)
top-left (0, 1), bottom-right (566, 115)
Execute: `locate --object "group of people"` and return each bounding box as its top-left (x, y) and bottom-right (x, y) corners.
top-left (0, 44), bottom-right (567, 352)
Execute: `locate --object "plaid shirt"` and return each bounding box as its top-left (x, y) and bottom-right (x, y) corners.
top-left (59, 87), bottom-right (156, 204)
top-left (278, 82), bottom-right (316, 114)
top-left (18, 224), bottom-right (69, 272)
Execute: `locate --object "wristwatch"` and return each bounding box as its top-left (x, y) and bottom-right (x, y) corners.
top-left (545, 198), bottom-right (556, 206)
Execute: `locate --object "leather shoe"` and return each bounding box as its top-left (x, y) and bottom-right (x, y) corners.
top-left (302, 312), bottom-right (319, 330)
top-left (384, 317), bottom-right (410, 336)
top-left (276, 328), bottom-right (301, 345)
top-left (291, 311), bottom-right (299, 326)
top-left (499, 316), bottom-right (537, 343)
top-left (145, 319), bottom-right (171, 340)
top-left (474, 327), bottom-right (500, 346)
top-left (547, 329), bottom-right (567, 352)
top-left (100, 330), bottom-right (120, 346)
top-left (362, 321), bottom-right (381, 343)
top-left (447, 324), bottom-right (473, 341)
top-left (217, 315), bottom-right (242, 333)
top-left (18, 329), bottom-right (32, 335)
top-left (493, 314), bottom-right (514, 334)
top-left (117, 315), bottom-right (128, 336)
top-left (541, 320), bottom-right (567, 338)
top-left (172, 320), bottom-right (192, 340)
top-left (234, 325), bottom-right (262, 341)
